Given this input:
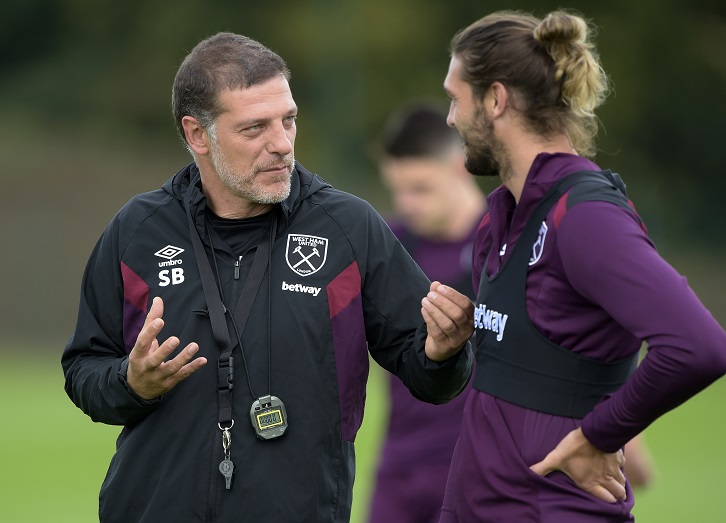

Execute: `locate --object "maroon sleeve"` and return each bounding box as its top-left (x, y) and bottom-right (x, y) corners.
top-left (556, 201), bottom-right (726, 452)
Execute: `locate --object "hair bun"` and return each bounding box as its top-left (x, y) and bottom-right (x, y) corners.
top-left (533, 11), bottom-right (587, 46)
top-left (531, 11), bottom-right (608, 120)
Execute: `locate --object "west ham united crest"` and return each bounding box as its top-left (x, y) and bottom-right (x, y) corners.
top-left (529, 221), bottom-right (548, 266)
top-left (285, 234), bottom-right (328, 277)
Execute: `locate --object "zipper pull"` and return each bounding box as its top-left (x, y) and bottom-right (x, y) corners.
top-left (234, 256), bottom-right (242, 280)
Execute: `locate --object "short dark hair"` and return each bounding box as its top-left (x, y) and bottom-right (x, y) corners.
top-left (379, 101), bottom-right (460, 159)
top-left (171, 32), bottom-right (290, 149)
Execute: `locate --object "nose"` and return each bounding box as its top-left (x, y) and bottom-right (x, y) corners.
top-left (446, 104), bottom-right (456, 128)
top-left (267, 121), bottom-right (294, 157)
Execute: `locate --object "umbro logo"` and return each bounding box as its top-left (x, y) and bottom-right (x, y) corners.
top-left (155, 245), bottom-right (184, 268)
top-left (154, 245), bottom-right (185, 287)
top-left (155, 245), bottom-right (185, 260)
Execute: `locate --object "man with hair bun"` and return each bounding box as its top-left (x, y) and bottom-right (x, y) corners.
top-left (439, 9), bottom-right (726, 522)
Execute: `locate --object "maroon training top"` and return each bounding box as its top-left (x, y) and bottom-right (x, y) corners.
top-left (440, 152), bottom-right (726, 522)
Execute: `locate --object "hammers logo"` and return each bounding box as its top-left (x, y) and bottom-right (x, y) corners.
top-left (528, 221), bottom-right (548, 267)
top-left (285, 234), bottom-right (329, 277)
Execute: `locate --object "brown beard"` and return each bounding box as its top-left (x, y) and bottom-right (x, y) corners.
top-left (463, 104), bottom-right (506, 179)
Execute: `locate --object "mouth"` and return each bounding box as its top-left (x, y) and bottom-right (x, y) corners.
top-left (260, 164), bottom-right (291, 175)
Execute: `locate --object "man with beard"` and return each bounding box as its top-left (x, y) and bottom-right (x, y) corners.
top-left (439, 10), bottom-right (726, 522)
top-left (61, 33), bottom-right (474, 523)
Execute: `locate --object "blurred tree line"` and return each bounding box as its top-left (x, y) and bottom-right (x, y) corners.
top-left (1, 0), bottom-right (725, 346)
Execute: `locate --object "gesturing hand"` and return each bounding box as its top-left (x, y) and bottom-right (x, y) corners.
top-left (126, 296), bottom-right (207, 400)
top-left (421, 281), bottom-right (474, 361)
top-left (529, 427), bottom-right (627, 503)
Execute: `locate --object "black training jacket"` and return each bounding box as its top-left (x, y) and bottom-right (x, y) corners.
top-left (62, 162), bottom-right (473, 523)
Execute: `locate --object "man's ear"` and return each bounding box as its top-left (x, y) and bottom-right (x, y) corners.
top-left (181, 116), bottom-right (210, 155)
top-left (488, 82), bottom-right (509, 119)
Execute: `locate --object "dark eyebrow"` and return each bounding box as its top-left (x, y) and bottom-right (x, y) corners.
top-left (234, 108), bottom-right (298, 130)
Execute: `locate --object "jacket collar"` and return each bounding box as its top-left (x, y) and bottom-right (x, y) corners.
top-left (164, 160), bottom-right (331, 238)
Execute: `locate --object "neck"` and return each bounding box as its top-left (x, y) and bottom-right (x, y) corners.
top-left (501, 133), bottom-right (577, 204)
top-left (206, 195), bottom-right (274, 219)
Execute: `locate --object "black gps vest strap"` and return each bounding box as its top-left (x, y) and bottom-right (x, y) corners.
top-left (185, 204), bottom-right (273, 426)
top-left (472, 171), bottom-right (639, 418)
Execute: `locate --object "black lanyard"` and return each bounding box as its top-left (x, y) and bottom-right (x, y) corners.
top-left (185, 200), bottom-right (275, 428)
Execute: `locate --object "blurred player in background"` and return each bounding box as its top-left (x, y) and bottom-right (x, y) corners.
top-left (367, 102), bottom-right (487, 523)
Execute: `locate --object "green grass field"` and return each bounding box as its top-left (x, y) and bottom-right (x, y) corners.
top-left (2, 350), bottom-right (725, 522)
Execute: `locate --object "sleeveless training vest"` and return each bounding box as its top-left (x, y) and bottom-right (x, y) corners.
top-left (471, 171), bottom-right (640, 419)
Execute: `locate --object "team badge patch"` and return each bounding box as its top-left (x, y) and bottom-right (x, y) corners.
top-left (529, 221), bottom-right (548, 266)
top-left (285, 234), bottom-right (328, 277)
